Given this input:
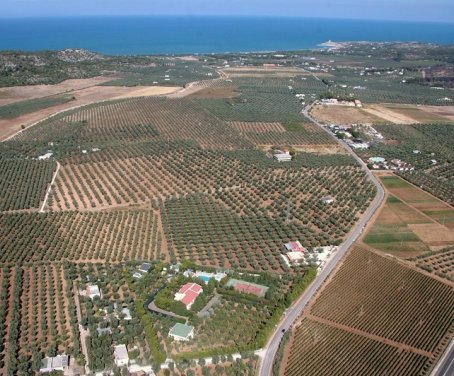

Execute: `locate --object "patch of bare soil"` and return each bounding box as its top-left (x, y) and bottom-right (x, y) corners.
top-left (418, 105), bottom-right (454, 121)
top-left (0, 77), bottom-right (114, 106)
top-left (0, 84), bottom-right (181, 140)
top-left (409, 223), bottom-right (454, 246)
top-left (311, 104), bottom-right (384, 125)
top-left (363, 105), bottom-right (418, 124)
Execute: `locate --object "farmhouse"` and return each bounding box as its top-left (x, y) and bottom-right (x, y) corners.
top-left (39, 355), bottom-right (69, 373)
top-left (114, 344), bottom-right (129, 367)
top-left (168, 323), bottom-right (195, 341)
top-left (174, 282), bottom-right (203, 310)
top-left (321, 196), bottom-right (334, 204)
top-left (138, 262), bottom-right (152, 273)
top-left (120, 307), bottom-right (132, 320)
top-left (96, 327), bottom-right (112, 336)
top-left (273, 150), bottom-right (292, 162)
top-left (85, 284), bottom-right (101, 299)
top-left (286, 251), bottom-right (306, 264)
top-left (284, 240), bottom-right (306, 253)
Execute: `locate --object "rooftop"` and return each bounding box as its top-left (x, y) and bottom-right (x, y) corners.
top-left (114, 344), bottom-right (129, 361)
top-left (169, 323), bottom-right (194, 339)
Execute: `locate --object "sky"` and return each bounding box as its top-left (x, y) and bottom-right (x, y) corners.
top-left (2, 0), bottom-right (454, 23)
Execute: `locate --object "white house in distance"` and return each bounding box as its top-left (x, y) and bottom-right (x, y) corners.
top-left (85, 285), bottom-right (101, 299)
top-left (168, 323), bottom-right (195, 342)
top-left (174, 282), bottom-right (203, 310)
top-left (321, 196), bottom-right (334, 204)
top-left (273, 150), bottom-right (292, 162)
top-left (114, 344), bottom-right (129, 367)
top-left (40, 355), bottom-right (69, 373)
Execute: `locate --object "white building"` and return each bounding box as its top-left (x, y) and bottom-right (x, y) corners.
top-left (86, 285), bottom-right (101, 299)
top-left (114, 344), bottom-right (129, 367)
top-left (273, 151), bottom-right (292, 162)
top-left (168, 323), bottom-right (195, 342)
top-left (321, 196), bottom-right (334, 204)
top-left (40, 355), bottom-right (69, 373)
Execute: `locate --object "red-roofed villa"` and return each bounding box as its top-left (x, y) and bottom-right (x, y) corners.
top-left (174, 283), bottom-right (203, 310)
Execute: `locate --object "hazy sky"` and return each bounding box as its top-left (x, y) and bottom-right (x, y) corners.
top-left (3, 0), bottom-right (454, 23)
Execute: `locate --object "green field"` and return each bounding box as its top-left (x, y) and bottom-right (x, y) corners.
top-left (0, 95), bottom-right (73, 119)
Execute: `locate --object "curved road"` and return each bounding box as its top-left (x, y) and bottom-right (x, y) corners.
top-left (258, 104), bottom-right (386, 376)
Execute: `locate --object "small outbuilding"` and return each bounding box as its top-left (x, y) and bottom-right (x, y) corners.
top-left (114, 344), bottom-right (129, 367)
top-left (39, 355), bottom-right (69, 373)
top-left (86, 285), bottom-right (101, 299)
top-left (169, 323), bottom-right (195, 341)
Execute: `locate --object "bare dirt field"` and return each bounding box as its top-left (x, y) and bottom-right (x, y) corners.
top-left (0, 77), bottom-right (113, 106)
top-left (310, 104), bottom-right (384, 125)
top-left (409, 223), bottom-right (454, 246)
top-left (0, 83), bottom-right (181, 140)
top-left (381, 104), bottom-right (453, 123)
top-left (418, 105), bottom-right (454, 121)
top-left (362, 104), bottom-right (417, 124)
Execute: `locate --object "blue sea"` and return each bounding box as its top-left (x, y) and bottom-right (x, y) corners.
top-left (0, 16), bottom-right (453, 55)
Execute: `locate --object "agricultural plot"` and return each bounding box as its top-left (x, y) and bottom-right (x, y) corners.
top-left (309, 248), bottom-right (454, 355)
top-left (410, 247), bottom-right (454, 281)
top-left (0, 157), bottom-right (56, 211)
top-left (101, 60), bottom-right (217, 87)
top-left (0, 95), bottom-right (73, 119)
top-left (358, 123), bottom-right (454, 205)
top-left (228, 121), bottom-right (335, 147)
top-left (364, 175), bottom-right (454, 256)
top-left (0, 263), bottom-right (80, 375)
top-left (161, 169), bottom-right (373, 271)
top-left (194, 76), bottom-right (326, 122)
top-left (15, 97), bottom-right (252, 150)
top-left (0, 210), bottom-right (164, 263)
top-left (283, 319), bottom-right (429, 376)
top-left (329, 68), bottom-right (453, 105)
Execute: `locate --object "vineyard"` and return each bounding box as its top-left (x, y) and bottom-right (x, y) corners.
top-left (310, 248), bottom-right (454, 354)
top-left (284, 319), bottom-right (429, 376)
top-left (282, 248), bottom-right (454, 376)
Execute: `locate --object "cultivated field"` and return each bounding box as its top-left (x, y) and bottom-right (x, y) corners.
top-left (359, 122), bottom-right (454, 205)
top-left (364, 175), bottom-right (454, 257)
top-left (0, 263), bottom-right (80, 375)
top-left (283, 247), bottom-right (454, 376)
top-left (311, 104), bottom-right (385, 125)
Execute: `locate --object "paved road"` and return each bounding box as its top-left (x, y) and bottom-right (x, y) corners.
top-left (258, 104), bottom-right (386, 376)
top-left (431, 339), bottom-right (454, 376)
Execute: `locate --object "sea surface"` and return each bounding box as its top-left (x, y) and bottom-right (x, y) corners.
top-left (0, 16), bottom-right (453, 55)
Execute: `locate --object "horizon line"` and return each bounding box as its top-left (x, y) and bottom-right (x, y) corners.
top-left (0, 14), bottom-right (453, 24)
